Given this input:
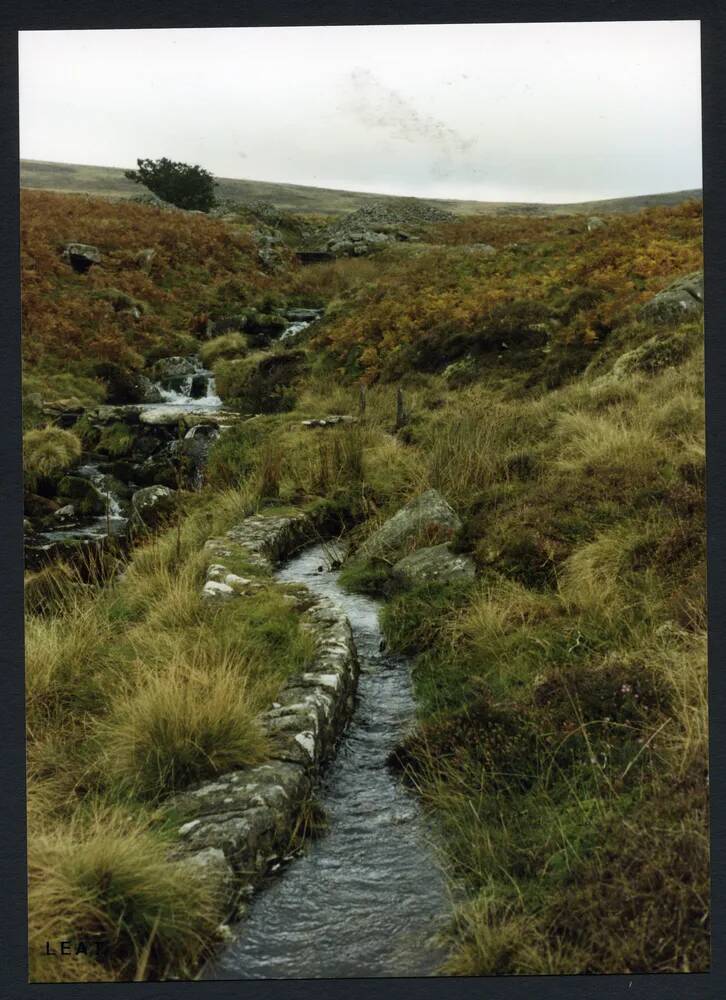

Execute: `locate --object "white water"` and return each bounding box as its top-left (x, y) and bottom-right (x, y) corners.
top-left (278, 320), bottom-right (312, 343)
top-left (38, 462), bottom-right (128, 542)
top-left (150, 366), bottom-right (223, 411)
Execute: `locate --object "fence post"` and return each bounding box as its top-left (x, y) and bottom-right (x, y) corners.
top-left (395, 387), bottom-right (407, 431)
top-left (359, 382), bottom-right (367, 419)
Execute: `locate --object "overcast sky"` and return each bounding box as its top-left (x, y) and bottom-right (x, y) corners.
top-left (19, 22), bottom-right (702, 204)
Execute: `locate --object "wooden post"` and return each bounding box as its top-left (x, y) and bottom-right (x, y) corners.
top-left (359, 382), bottom-right (367, 418)
top-left (395, 387), bottom-right (406, 431)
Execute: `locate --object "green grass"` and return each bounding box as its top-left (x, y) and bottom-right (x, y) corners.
top-left (99, 659), bottom-right (267, 800)
top-left (199, 331), bottom-right (248, 367)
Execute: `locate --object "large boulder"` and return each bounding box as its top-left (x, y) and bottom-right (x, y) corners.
top-left (24, 493), bottom-right (60, 521)
top-left (94, 363), bottom-right (163, 405)
top-left (595, 329), bottom-right (694, 385)
top-left (61, 243), bottom-right (101, 273)
top-left (150, 356), bottom-right (199, 381)
top-left (392, 543), bottom-right (476, 586)
top-left (640, 271), bottom-right (704, 324)
top-left (131, 485), bottom-right (177, 529)
top-left (57, 475), bottom-right (107, 516)
top-left (359, 489), bottom-right (462, 560)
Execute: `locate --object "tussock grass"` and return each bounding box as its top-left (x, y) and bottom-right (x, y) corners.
top-left (199, 331), bottom-right (248, 367)
top-left (23, 425), bottom-right (82, 489)
top-left (28, 806), bottom-right (219, 982)
top-left (26, 483), bottom-right (315, 978)
top-left (25, 600), bottom-right (115, 736)
top-left (100, 660), bottom-right (266, 800)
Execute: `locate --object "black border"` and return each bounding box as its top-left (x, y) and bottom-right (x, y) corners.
top-left (1, 3), bottom-right (723, 998)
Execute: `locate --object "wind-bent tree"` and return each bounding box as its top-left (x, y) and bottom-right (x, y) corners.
top-left (125, 157), bottom-right (217, 212)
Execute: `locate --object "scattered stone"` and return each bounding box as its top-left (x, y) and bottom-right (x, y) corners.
top-left (586, 216), bottom-right (606, 232)
top-left (594, 329), bottom-right (694, 385)
top-left (53, 504), bottom-right (76, 521)
top-left (461, 243), bottom-right (497, 255)
top-left (285, 308), bottom-right (322, 322)
top-left (95, 363), bottom-right (163, 405)
top-left (202, 579), bottom-right (235, 601)
top-left (150, 356), bottom-right (200, 381)
top-left (300, 415), bottom-right (356, 428)
top-left (95, 404), bottom-right (143, 424)
top-left (134, 248), bottom-right (156, 272)
top-left (61, 243), bottom-right (101, 273)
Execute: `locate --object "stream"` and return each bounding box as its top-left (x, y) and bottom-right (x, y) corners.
top-left (205, 542), bottom-right (451, 980)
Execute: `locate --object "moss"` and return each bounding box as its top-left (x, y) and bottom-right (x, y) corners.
top-left (97, 422), bottom-right (136, 458)
top-left (338, 556), bottom-right (393, 596)
top-left (214, 350), bottom-right (304, 413)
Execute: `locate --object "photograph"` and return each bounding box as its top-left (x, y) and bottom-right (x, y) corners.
top-left (18, 20), bottom-right (708, 982)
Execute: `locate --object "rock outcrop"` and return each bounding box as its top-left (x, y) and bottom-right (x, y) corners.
top-left (359, 489), bottom-right (462, 560)
top-left (312, 200), bottom-right (454, 258)
top-left (640, 271), bottom-right (704, 324)
top-left (392, 542), bottom-right (476, 585)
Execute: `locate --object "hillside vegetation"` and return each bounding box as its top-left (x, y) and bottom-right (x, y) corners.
top-left (23, 188), bottom-right (707, 979)
top-left (21, 157), bottom-right (701, 217)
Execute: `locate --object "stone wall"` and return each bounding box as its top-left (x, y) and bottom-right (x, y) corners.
top-left (167, 511), bottom-right (359, 928)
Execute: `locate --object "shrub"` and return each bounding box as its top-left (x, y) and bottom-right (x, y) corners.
top-left (23, 426), bottom-right (82, 490)
top-left (25, 602), bottom-right (112, 732)
top-left (125, 157), bottom-right (217, 212)
top-left (101, 661), bottom-right (266, 800)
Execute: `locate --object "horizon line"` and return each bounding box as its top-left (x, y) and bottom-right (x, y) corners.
top-left (19, 156), bottom-right (704, 208)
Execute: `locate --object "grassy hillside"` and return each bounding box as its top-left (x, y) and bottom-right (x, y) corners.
top-left (23, 189), bottom-right (707, 979)
top-left (21, 158), bottom-right (702, 217)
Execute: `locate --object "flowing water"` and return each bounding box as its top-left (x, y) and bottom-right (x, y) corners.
top-left (149, 365), bottom-right (223, 411)
top-left (35, 360), bottom-right (223, 549)
top-left (36, 462), bottom-right (129, 543)
top-left (206, 542), bottom-right (451, 980)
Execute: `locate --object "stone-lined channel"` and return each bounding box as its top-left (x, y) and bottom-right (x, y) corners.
top-left (205, 542), bottom-right (451, 980)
